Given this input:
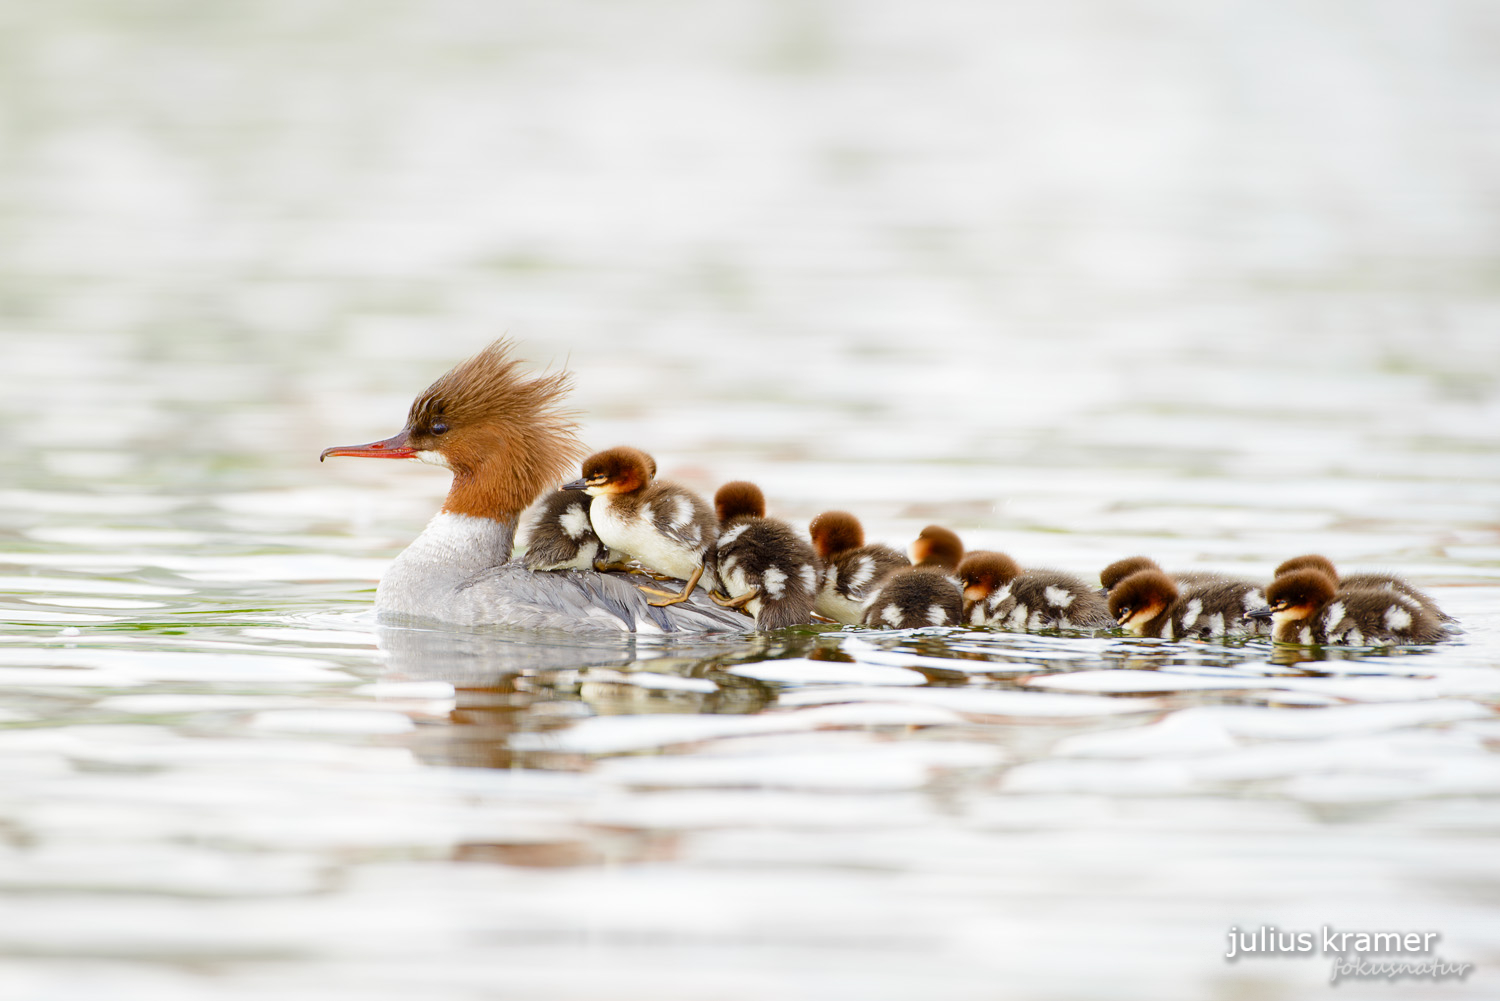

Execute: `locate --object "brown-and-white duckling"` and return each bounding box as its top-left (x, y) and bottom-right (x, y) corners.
top-left (860, 525), bottom-right (964, 629)
top-left (1102, 556), bottom-right (1269, 637)
top-left (1252, 568), bottom-right (1447, 645)
top-left (708, 480), bottom-right (821, 630)
top-left (1098, 555), bottom-right (1249, 595)
top-left (806, 510), bottom-right (909, 625)
top-left (520, 489), bottom-right (605, 571)
top-left (1274, 553), bottom-right (1452, 623)
top-left (1107, 569), bottom-right (1269, 639)
top-left (960, 551), bottom-right (1112, 630)
top-left (523, 455), bottom-right (661, 572)
top-left (562, 447), bottom-right (717, 607)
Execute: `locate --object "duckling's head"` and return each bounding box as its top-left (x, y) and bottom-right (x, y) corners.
top-left (1107, 569), bottom-right (1178, 634)
top-left (1274, 553), bottom-right (1339, 582)
top-left (564, 447), bottom-right (657, 497)
top-left (321, 339), bottom-right (583, 518)
top-left (1263, 569), bottom-right (1337, 626)
top-left (714, 481), bottom-right (766, 525)
top-left (808, 511), bottom-right (864, 561)
top-left (957, 551), bottom-right (1023, 608)
top-left (1099, 555), bottom-right (1164, 592)
top-left (909, 525), bottom-right (964, 571)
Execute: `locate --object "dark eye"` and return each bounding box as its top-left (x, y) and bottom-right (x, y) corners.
top-left (430, 423), bottom-right (448, 435)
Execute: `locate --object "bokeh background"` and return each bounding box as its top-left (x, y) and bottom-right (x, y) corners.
top-left (2, 2), bottom-right (1500, 999)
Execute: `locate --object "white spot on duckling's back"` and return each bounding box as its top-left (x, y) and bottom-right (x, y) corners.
top-left (718, 524), bottom-right (749, 548)
top-left (671, 496), bottom-right (693, 528)
top-left (762, 566), bottom-right (788, 599)
top-left (559, 504), bottom-right (591, 541)
top-left (800, 564), bottom-right (817, 592)
top-left (1043, 585), bottom-right (1074, 609)
top-left (1384, 603), bottom-right (1412, 631)
top-left (926, 604), bottom-right (949, 626)
top-left (847, 556), bottom-right (875, 592)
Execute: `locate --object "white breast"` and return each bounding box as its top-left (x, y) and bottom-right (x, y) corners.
top-left (591, 496), bottom-right (702, 579)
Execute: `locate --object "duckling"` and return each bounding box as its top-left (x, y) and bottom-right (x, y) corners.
top-left (807, 510), bottom-right (909, 625)
top-left (956, 550), bottom-right (1022, 625)
top-left (861, 525), bottom-right (964, 629)
top-left (960, 551), bottom-right (1112, 630)
top-left (1102, 556), bottom-right (1269, 636)
top-left (1107, 569), bottom-right (1269, 639)
top-left (562, 447), bottom-right (717, 607)
top-left (1098, 555), bottom-right (1250, 594)
top-left (708, 480), bottom-right (821, 630)
top-left (1274, 553), bottom-right (1452, 623)
top-left (520, 489), bottom-right (605, 571)
top-left (1253, 568), bottom-right (1447, 645)
top-left (522, 455), bottom-right (661, 571)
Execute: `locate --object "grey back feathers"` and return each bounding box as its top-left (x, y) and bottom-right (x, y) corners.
top-left (378, 511), bottom-right (748, 634)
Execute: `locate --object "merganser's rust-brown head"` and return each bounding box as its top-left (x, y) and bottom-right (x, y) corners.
top-left (562, 447), bottom-right (656, 497)
top-left (1274, 553), bottom-right (1340, 582)
top-left (808, 511), bottom-right (864, 561)
top-left (320, 340), bottom-right (582, 519)
top-left (909, 525), bottom-right (964, 571)
top-left (714, 481), bottom-right (766, 525)
top-left (1262, 569), bottom-right (1337, 629)
top-left (1099, 555), bottom-right (1164, 592)
top-left (956, 551), bottom-right (1023, 609)
top-left (1107, 569), bottom-right (1177, 635)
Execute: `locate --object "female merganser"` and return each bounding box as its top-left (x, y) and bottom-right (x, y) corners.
top-left (959, 551), bottom-right (1112, 630)
top-left (1107, 569), bottom-right (1269, 639)
top-left (707, 480), bottom-right (822, 630)
top-left (1273, 553), bottom-right (1452, 623)
top-left (1098, 555), bottom-right (1246, 593)
top-left (519, 489), bottom-right (605, 571)
top-left (561, 446), bottom-right (719, 608)
top-left (1252, 568), bottom-right (1446, 645)
top-left (861, 525), bottom-right (964, 629)
top-left (320, 340), bottom-right (749, 633)
top-left (806, 510), bottom-right (908, 625)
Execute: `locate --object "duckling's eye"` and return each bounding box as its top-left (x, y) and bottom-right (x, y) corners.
top-left (430, 423), bottom-right (449, 435)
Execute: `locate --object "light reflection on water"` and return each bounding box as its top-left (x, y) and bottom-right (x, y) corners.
top-left (3, 0), bottom-right (1500, 999)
